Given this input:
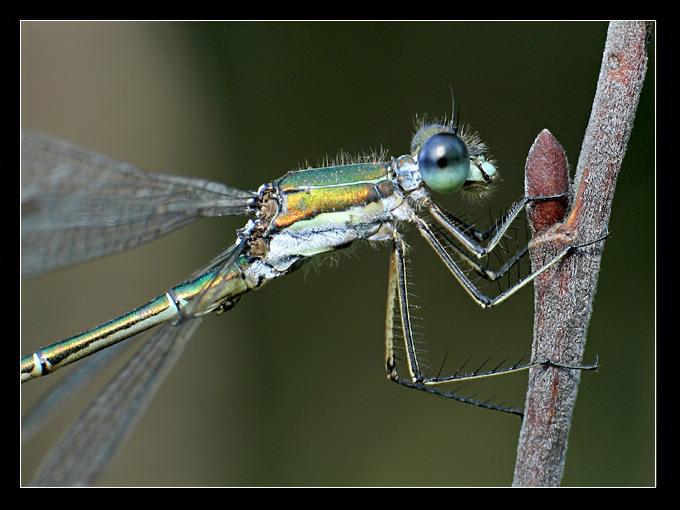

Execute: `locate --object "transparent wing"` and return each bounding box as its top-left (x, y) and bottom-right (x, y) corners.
top-left (31, 317), bottom-right (202, 486)
top-left (25, 243), bottom-right (247, 486)
top-left (21, 131), bottom-right (256, 277)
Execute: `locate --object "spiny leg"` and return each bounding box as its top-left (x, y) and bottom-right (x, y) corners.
top-left (384, 229), bottom-right (603, 414)
top-left (420, 194), bottom-right (573, 287)
top-left (421, 219), bottom-right (603, 368)
top-left (384, 233), bottom-right (525, 415)
top-left (425, 216), bottom-right (529, 284)
top-left (425, 194), bottom-right (566, 258)
top-left (415, 214), bottom-right (594, 308)
top-left (385, 233), bottom-right (421, 384)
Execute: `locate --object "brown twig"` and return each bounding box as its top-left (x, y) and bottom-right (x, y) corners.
top-left (512, 21), bottom-right (652, 487)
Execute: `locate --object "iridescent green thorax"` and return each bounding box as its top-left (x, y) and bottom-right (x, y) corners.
top-left (269, 162), bottom-right (396, 232)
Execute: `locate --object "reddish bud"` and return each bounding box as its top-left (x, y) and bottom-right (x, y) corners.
top-left (524, 129), bottom-right (570, 233)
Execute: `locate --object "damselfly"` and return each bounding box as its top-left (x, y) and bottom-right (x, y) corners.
top-left (21, 116), bottom-right (596, 485)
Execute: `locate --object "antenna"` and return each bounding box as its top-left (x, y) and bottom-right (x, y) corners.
top-left (449, 86), bottom-right (461, 134)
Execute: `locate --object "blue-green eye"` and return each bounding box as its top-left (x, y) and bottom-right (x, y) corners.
top-left (418, 133), bottom-right (470, 193)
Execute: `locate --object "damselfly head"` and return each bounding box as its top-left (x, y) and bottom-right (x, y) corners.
top-left (411, 118), bottom-right (498, 200)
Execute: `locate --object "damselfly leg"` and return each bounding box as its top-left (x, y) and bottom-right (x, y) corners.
top-left (385, 196), bottom-right (602, 415)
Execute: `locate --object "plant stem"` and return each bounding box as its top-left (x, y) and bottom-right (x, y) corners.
top-left (512, 21), bottom-right (652, 487)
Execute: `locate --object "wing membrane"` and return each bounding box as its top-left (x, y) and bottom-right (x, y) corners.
top-left (21, 131), bottom-right (255, 277)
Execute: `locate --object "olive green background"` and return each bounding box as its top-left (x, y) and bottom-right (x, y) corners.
top-left (21, 21), bottom-right (655, 486)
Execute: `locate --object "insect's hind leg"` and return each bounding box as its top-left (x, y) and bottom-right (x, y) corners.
top-left (383, 233), bottom-right (524, 415)
top-left (383, 231), bottom-right (601, 416)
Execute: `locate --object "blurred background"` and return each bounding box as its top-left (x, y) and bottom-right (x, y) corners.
top-left (20, 21), bottom-right (655, 486)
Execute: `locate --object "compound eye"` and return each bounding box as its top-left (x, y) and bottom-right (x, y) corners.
top-left (418, 132), bottom-right (470, 193)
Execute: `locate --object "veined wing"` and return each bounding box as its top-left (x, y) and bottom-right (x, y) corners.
top-left (31, 316), bottom-right (203, 486)
top-left (27, 241), bottom-right (247, 486)
top-left (21, 131), bottom-right (256, 277)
